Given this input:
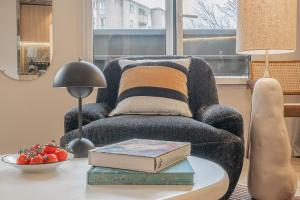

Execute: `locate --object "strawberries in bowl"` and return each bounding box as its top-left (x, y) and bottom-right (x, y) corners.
top-left (1, 141), bottom-right (71, 172)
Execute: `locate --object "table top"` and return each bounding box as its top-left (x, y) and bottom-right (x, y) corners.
top-left (0, 156), bottom-right (229, 200)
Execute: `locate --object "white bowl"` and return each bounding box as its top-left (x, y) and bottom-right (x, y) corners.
top-left (1, 154), bottom-right (72, 173)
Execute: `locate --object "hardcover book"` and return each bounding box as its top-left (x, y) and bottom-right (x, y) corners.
top-left (88, 139), bottom-right (191, 173)
top-left (87, 159), bottom-right (194, 185)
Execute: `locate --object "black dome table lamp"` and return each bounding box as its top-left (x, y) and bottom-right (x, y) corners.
top-left (53, 60), bottom-right (107, 158)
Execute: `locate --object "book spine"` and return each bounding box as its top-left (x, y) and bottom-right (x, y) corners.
top-left (154, 144), bottom-right (191, 172)
top-left (87, 172), bottom-right (194, 185)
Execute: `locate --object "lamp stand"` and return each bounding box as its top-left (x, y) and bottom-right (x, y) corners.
top-left (248, 77), bottom-right (297, 199)
top-left (66, 87), bottom-right (95, 158)
top-left (264, 50), bottom-right (271, 78)
top-left (78, 97), bottom-right (83, 139)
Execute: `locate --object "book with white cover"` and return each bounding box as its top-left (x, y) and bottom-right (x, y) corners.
top-left (88, 139), bottom-right (191, 173)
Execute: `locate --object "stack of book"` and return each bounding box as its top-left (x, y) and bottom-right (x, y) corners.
top-left (87, 139), bottom-right (194, 185)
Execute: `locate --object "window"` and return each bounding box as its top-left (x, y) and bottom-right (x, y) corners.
top-left (130, 4), bottom-right (134, 13)
top-left (138, 8), bottom-right (145, 16)
top-left (92, 0), bottom-right (166, 69)
top-left (181, 0), bottom-right (249, 76)
top-left (129, 20), bottom-right (134, 28)
top-left (92, 0), bottom-right (248, 77)
top-left (100, 17), bottom-right (105, 27)
top-left (99, 0), bottom-right (105, 11)
top-left (138, 8), bottom-right (149, 28)
top-left (93, 0), bottom-right (106, 29)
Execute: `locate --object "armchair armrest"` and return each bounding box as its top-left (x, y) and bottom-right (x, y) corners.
top-left (196, 104), bottom-right (244, 139)
top-left (64, 103), bottom-right (111, 133)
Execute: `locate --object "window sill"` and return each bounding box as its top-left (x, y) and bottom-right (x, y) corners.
top-left (215, 76), bottom-right (249, 85)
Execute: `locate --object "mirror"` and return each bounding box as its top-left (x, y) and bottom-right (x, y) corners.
top-left (0, 0), bottom-right (52, 81)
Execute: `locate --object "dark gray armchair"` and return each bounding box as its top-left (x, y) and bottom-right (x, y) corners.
top-left (61, 56), bottom-right (244, 199)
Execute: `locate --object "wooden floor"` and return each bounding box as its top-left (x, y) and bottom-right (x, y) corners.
top-left (238, 157), bottom-right (300, 196)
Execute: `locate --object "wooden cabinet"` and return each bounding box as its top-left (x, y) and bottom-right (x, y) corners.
top-left (20, 5), bottom-right (52, 42)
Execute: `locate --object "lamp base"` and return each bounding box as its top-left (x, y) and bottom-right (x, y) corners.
top-left (248, 77), bottom-right (297, 199)
top-left (66, 138), bottom-right (95, 158)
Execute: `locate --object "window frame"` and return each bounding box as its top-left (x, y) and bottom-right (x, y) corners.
top-left (83, 0), bottom-right (248, 84)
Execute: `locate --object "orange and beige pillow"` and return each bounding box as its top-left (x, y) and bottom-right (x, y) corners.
top-left (109, 58), bottom-right (192, 117)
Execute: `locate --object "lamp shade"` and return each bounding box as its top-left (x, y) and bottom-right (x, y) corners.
top-left (236, 0), bottom-right (297, 55)
top-left (53, 60), bottom-right (107, 88)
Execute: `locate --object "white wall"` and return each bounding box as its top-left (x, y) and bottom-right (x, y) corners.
top-left (218, 85), bottom-right (252, 141)
top-left (0, 0), bottom-right (18, 79)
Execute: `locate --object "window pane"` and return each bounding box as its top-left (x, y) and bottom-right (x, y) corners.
top-left (182, 0), bottom-right (249, 76)
top-left (93, 0), bottom-right (166, 69)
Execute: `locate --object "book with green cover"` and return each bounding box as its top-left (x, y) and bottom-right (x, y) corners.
top-left (87, 159), bottom-right (194, 185)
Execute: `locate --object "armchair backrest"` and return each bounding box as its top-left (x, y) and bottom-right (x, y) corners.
top-left (96, 56), bottom-right (219, 117)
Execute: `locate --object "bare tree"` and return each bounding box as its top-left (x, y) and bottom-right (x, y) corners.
top-left (190, 0), bottom-right (237, 29)
top-left (217, 0), bottom-right (237, 24)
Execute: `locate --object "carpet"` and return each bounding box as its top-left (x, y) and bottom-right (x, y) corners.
top-left (230, 184), bottom-right (300, 200)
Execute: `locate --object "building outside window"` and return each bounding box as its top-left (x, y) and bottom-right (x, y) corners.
top-left (93, 0), bottom-right (106, 29)
top-left (129, 20), bottom-right (134, 28)
top-left (99, 0), bottom-right (105, 12)
top-left (100, 17), bottom-right (105, 27)
top-left (92, 0), bottom-right (166, 68)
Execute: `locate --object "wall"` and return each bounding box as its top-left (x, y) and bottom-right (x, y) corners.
top-left (218, 85), bottom-right (251, 141)
top-left (0, 0), bottom-right (95, 153)
top-left (0, 0), bottom-right (18, 79)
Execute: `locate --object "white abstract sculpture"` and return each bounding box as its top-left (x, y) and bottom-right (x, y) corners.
top-left (248, 78), bottom-right (297, 200)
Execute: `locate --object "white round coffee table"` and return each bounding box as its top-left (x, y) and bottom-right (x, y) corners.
top-left (0, 156), bottom-right (228, 200)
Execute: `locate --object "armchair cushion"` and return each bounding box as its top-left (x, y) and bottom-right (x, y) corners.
top-left (64, 103), bottom-right (111, 133)
top-left (197, 104), bottom-right (244, 139)
top-left (61, 115), bottom-right (241, 147)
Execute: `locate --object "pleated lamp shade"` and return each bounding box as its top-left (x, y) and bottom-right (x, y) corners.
top-left (236, 0), bottom-right (297, 55)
